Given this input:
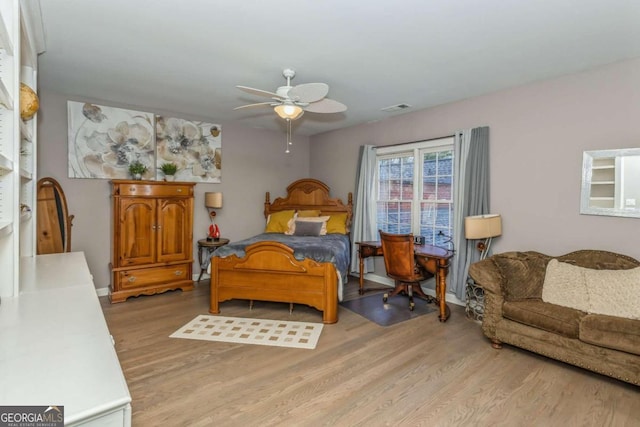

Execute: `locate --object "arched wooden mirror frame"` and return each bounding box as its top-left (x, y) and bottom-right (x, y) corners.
top-left (37, 177), bottom-right (74, 254)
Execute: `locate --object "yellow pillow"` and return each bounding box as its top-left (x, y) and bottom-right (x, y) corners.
top-left (265, 210), bottom-right (296, 233)
top-left (297, 209), bottom-right (321, 217)
top-left (326, 213), bottom-right (349, 234)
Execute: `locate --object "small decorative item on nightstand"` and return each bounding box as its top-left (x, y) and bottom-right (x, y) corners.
top-left (205, 192), bottom-right (222, 241)
top-left (208, 224), bottom-right (220, 241)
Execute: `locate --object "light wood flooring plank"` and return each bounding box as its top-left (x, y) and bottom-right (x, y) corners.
top-left (100, 278), bottom-right (640, 427)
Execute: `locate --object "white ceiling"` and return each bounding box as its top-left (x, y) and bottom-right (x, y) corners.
top-left (37, 0), bottom-right (640, 136)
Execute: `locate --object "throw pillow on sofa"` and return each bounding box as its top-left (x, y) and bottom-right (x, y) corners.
top-left (584, 267), bottom-right (640, 320)
top-left (541, 259), bottom-right (590, 312)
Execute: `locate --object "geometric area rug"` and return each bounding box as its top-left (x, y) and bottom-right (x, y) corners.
top-left (340, 293), bottom-right (437, 327)
top-left (170, 315), bottom-right (323, 349)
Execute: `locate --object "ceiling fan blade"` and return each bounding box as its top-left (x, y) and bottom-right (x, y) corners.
top-left (236, 85), bottom-right (283, 99)
top-left (304, 98), bottom-right (347, 113)
top-left (288, 83), bottom-right (329, 103)
top-left (233, 102), bottom-right (275, 110)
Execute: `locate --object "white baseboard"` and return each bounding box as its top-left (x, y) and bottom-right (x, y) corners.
top-left (349, 273), bottom-right (465, 307)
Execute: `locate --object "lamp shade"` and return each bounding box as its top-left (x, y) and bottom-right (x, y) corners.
top-left (274, 103), bottom-right (304, 120)
top-left (464, 214), bottom-right (502, 239)
top-left (205, 192), bottom-right (222, 209)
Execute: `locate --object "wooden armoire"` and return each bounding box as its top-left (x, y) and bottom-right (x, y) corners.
top-left (110, 180), bottom-right (195, 303)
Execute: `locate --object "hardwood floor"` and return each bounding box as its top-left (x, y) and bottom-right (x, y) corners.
top-left (100, 278), bottom-right (639, 427)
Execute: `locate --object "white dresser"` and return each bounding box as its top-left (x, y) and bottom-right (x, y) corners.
top-left (0, 252), bottom-right (132, 426)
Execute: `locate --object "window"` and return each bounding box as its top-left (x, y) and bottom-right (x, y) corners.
top-left (376, 137), bottom-right (454, 247)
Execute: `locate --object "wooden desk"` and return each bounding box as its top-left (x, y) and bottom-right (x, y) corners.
top-left (356, 241), bottom-right (454, 322)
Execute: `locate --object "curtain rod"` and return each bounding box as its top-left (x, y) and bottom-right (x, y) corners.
top-left (373, 134), bottom-right (455, 149)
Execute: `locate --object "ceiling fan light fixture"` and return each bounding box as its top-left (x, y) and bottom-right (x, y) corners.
top-left (274, 103), bottom-right (304, 120)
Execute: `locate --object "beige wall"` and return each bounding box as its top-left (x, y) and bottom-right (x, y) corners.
top-left (37, 58), bottom-right (640, 291)
top-left (37, 90), bottom-right (311, 290)
top-left (310, 58), bottom-right (640, 262)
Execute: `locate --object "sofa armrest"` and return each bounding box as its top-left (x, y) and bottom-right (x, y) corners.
top-left (468, 258), bottom-right (505, 343)
top-left (468, 258), bottom-right (504, 296)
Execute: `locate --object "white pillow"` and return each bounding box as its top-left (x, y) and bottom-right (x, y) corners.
top-left (541, 259), bottom-right (590, 312)
top-left (285, 216), bottom-right (330, 236)
top-left (584, 267), bottom-right (640, 320)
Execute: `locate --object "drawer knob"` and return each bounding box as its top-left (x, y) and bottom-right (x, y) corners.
top-left (128, 276), bottom-right (136, 282)
top-left (129, 187), bottom-right (136, 192)
top-left (177, 188), bottom-right (182, 193)
top-left (175, 270), bottom-right (183, 276)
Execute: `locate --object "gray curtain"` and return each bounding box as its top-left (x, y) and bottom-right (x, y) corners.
top-left (350, 145), bottom-right (378, 274)
top-left (450, 127), bottom-right (490, 301)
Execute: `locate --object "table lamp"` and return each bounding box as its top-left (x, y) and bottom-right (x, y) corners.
top-left (464, 214), bottom-right (502, 260)
top-left (205, 192), bottom-right (222, 241)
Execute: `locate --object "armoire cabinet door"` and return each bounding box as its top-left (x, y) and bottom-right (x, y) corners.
top-left (118, 198), bottom-right (156, 266)
top-left (157, 198), bottom-right (193, 263)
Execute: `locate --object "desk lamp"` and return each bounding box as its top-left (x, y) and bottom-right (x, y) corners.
top-left (205, 192), bottom-right (222, 241)
top-left (464, 214), bottom-right (502, 260)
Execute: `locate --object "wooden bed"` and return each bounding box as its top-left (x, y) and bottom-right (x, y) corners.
top-left (209, 179), bottom-right (353, 324)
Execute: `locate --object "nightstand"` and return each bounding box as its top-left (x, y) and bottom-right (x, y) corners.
top-left (197, 238), bottom-right (230, 282)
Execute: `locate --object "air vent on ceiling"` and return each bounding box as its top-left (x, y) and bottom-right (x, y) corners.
top-left (381, 103), bottom-right (412, 112)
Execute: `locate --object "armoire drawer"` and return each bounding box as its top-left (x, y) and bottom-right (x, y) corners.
top-left (117, 183), bottom-right (193, 197)
top-left (116, 264), bottom-right (189, 290)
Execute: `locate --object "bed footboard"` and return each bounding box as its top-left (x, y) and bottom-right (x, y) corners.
top-left (209, 241), bottom-right (338, 324)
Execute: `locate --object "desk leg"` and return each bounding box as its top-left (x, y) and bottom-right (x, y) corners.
top-left (436, 259), bottom-right (450, 322)
top-left (359, 250), bottom-right (365, 295)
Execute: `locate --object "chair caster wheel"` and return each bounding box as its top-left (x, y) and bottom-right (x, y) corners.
top-left (383, 293), bottom-right (388, 303)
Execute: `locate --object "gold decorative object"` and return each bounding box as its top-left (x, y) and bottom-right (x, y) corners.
top-left (20, 83), bottom-right (39, 121)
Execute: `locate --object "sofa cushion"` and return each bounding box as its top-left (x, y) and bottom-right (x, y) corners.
top-left (541, 259), bottom-right (590, 312)
top-left (503, 300), bottom-right (582, 338)
top-left (583, 267), bottom-right (640, 320)
top-left (492, 252), bottom-right (551, 301)
top-left (580, 314), bottom-right (640, 356)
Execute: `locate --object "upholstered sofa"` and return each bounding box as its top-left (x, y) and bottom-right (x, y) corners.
top-left (468, 250), bottom-right (640, 386)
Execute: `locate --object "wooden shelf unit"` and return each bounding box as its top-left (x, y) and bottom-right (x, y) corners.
top-left (0, 0), bottom-right (42, 298)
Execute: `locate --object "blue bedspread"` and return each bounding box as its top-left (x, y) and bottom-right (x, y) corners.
top-left (213, 233), bottom-right (351, 283)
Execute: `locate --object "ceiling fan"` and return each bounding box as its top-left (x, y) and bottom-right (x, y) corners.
top-left (234, 68), bottom-right (347, 120)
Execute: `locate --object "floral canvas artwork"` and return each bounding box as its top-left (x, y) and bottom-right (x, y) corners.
top-left (67, 101), bottom-right (222, 182)
top-left (156, 117), bottom-right (222, 182)
top-left (68, 101), bottom-right (155, 179)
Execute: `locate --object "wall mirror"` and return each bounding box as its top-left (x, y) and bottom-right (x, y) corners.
top-left (37, 177), bottom-right (74, 254)
top-left (580, 148), bottom-right (640, 218)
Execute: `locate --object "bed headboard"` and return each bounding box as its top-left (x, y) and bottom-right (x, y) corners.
top-left (264, 179), bottom-right (353, 227)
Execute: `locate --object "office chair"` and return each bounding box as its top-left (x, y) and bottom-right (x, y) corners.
top-left (379, 230), bottom-right (435, 311)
